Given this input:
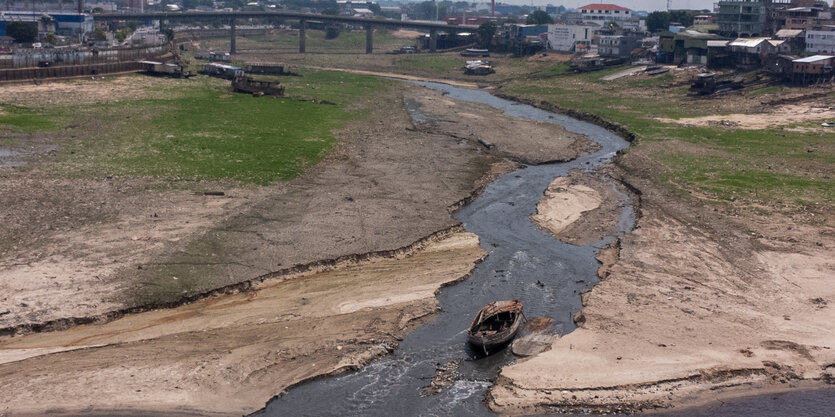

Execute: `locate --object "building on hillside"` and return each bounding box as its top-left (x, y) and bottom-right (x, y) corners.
top-left (336, 0), bottom-right (376, 15)
top-left (694, 14), bottom-right (717, 25)
top-left (774, 5), bottom-right (833, 31)
top-left (0, 12), bottom-right (92, 36)
top-left (351, 8), bottom-right (374, 17)
top-left (728, 37), bottom-right (792, 66)
top-left (792, 54), bottom-right (834, 84)
top-left (707, 40), bottom-right (733, 67)
top-left (763, 53), bottom-right (800, 78)
top-left (658, 30), bottom-right (727, 66)
top-left (717, 0), bottom-right (769, 37)
top-left (546, 22), bottom-right (598, 52)
top-left (775, 28), bottom-right (806, 51)
top-left (125, 0), bottom-right (145, 12)
top-left (806, 25), bottom-right (835, 52)
top-left (597, 31), bottom-right (642, 58)
top-left (577, 3), bottom-right (633, 23)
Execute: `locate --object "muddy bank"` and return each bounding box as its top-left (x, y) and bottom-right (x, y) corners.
top-left (1, 80), bottom-right (533, 332)
top-left (489, 164), bottom-right (835, 414)
top-left (531, 169), bottom-right (630, 246)
top-left (0, 232), bottom-right (484, 416)
top-left (408, 89), bottom-right (599, 165)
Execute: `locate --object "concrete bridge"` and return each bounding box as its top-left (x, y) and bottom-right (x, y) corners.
top-left (94, 11), bottom-right (480, 54)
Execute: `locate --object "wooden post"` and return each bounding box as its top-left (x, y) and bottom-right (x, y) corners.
top-left (230, 18), bottom-right (236, 54)
top-left (365, 24), bottom-right (373, 54)
top-left (299, 19), bottom-right (306, 53)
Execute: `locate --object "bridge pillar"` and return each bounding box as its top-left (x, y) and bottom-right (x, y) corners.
top-left (299, 19), bottom-right (306, 53)
top-left (230, 18), bottom-right (236, 54)
top-left (365, 25), bottom-right (373, 54)
top-left (429, 29), bottom-right (437, 53)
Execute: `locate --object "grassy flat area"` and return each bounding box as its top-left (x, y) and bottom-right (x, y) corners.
top-left (502, 67), bottom-right (835, 209)
top-left (1, 70), bottom-right (387, 185)
top-left (0, 106), bottom-right (57, 135)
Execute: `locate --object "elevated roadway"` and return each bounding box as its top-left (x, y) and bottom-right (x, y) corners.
top-left (94, 11), bottom-right (480, 54)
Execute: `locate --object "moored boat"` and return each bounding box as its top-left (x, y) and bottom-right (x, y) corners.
top-left (467, 299), bottom-right (523, 354)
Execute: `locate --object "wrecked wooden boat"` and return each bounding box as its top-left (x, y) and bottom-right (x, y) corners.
top-left (231, 76), bottom-right (285, 96)
top-left (468, 299), bottom-right (523, 354)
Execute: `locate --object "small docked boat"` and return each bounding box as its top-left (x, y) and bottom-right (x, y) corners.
top-left (467, 299), bottom-right (523, 354)
top-left (231, 76), bottom-right (285, 96)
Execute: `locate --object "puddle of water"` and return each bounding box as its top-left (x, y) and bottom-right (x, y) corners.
top-left (257, 83), bottom-right (631, 417)
top-left (0, 148), bottom-right (26, 167)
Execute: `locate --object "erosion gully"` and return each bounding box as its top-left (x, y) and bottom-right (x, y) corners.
top-left (256, 83), bottom-right (631, 417)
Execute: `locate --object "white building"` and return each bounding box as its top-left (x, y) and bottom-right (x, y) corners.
top-left (578, 3), bottom-right (633, 23)
top-left (547, 22), bottom-right (598, 52)
top-left (806, 25), bottom-right (835, 54)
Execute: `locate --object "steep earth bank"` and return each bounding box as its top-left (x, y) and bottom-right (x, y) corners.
top-left (0, 231), bottom-right (484, 416)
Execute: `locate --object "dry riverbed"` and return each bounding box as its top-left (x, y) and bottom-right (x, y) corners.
top-left (0, 75), bottom-right (595, 415)
top-left (489, 163), bottom-right (835, 414)
top-left (0, 231), bottom-right (484, 416)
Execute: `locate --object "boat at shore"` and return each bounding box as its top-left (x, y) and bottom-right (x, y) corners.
top-left (231, 76), bottom-right (285, 96)
top-left (467, 299), bottom-right (523, 354)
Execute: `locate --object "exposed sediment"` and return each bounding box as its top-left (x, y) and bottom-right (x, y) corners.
top-left (530, 169), bottom-right (630, 246)
top-left (0, 232), bottom-right (485, 416)
top-left (489, 166), bottom-right (835, 414)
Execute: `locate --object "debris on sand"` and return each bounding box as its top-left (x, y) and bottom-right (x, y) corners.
top-left (421, 360), bottom-right (461, 397)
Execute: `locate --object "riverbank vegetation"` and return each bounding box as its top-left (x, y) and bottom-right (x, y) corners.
top-left (500, 65), bottom-right (835, 211)
top-left (1, 70), bottom-right (387, 185)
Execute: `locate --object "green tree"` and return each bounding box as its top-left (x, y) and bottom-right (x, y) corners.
top-left (477, 21), bottom-right (496, 48)
top-left (93, 28), bottom-right (107, 42)
top-left (669, 9), bottom-right (698, 27)
top-left (525, 10), bottom-right (553, 25)
top-left (45, 33), bottom-right (57, 45)
top-left (6, 21), bottom-right (38, 43)
top-left (115, 27), bottom-right (132, 43)
top-left (646, 11), bottom-right (670, 33)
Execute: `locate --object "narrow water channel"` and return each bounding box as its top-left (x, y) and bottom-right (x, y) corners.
top-left (254, 83), bottom-right (631, 417)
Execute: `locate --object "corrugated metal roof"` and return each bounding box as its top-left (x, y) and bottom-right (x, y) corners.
top-left (793, 55), bottom-right (835, 63)
top-left (729, 37), bottom-right (769, 47)
top-left (707, 40), bottom-right (729, 47)
top-left (578, 3), bottom-right (630, 11)
top-left (775, 29), bottom-right (804, 38)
